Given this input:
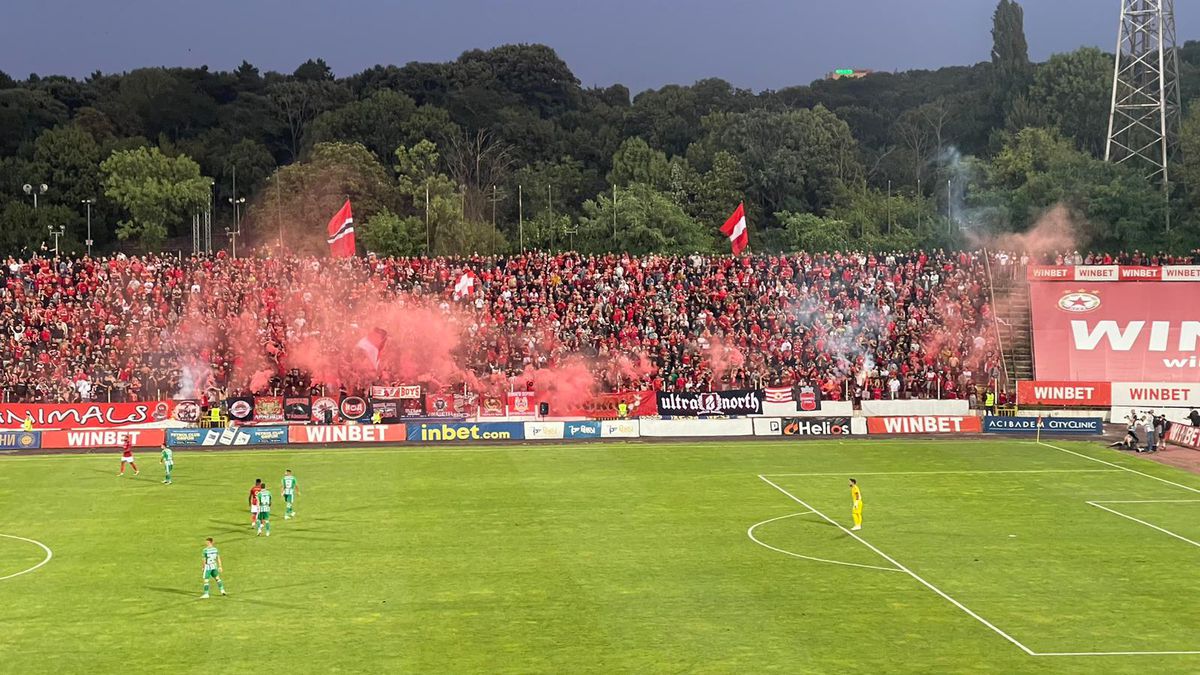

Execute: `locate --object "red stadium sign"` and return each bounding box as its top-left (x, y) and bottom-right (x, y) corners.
top-left (287, 424), bottom-right (404, 444)
top-left (41, 428), bottom-right (166, 449)
top-left (1167, 424), bottom-right (1200, 450)
top-left (0, 402), bottom-right (175, 430)
top-left (1016, 381), bottom-right (1112, 407)
top-left (1030, 281), bottom-right (1200, 382)
top-left (866, 416), bottom-right (982, 435)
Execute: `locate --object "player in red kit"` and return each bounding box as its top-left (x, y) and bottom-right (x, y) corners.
top-left (118, 437), bottom-right (139, 476)
top-left (249, 479), bottom-right (264, 527)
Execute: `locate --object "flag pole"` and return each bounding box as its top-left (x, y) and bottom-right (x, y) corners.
top-left (518, 184), bottom-right (524, 253)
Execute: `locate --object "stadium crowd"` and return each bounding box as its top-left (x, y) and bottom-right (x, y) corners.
top-left (6, 247), bottom-right (1178, 406)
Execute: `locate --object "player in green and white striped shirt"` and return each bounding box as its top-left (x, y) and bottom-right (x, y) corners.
top-left (281, 469), bottom-right (298, 519)
top-left (160, 444), bottom-right (174, 484)
top-left (256, 488), bottom-right (272, 537)
top-left (201, 537), bottom-right (226, 598)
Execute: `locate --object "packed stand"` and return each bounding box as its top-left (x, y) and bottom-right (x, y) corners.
top-left (0, 250), bottom-right (1006, 405)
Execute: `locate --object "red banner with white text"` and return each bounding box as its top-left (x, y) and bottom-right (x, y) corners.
top-left (866, 415), bottom-right (982, 434)
top-left (41, 428), bottom-right (166, 449)
top-left (1030, 281), bottom-right (1200, 382)
top-left (0, 402), bottom-right (175, 430)
top-left (1167, 424), bottom-right (1200, 450)
top-left (1017, 381), bottom-right (1112, 406)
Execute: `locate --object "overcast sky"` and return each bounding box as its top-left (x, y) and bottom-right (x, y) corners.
top-left (2, 0), bottom-right (1196, 93)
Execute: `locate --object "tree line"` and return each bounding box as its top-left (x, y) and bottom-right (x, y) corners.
top-left (3, 0), bottom-right (1200, 257)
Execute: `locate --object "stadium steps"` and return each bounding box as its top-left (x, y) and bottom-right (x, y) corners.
top-left (991, 272), bottom-right (1035, 385)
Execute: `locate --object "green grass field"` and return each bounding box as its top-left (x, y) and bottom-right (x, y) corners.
top-left (2, 438), bottom-right (1199, 674)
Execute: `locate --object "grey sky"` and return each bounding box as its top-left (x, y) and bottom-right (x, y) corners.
top-left (1, 0), bottom-right (1195, 93)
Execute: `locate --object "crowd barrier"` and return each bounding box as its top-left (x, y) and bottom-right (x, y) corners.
top-left (859, 400), bottom-right (971, 417)
top-left (982, 416), bottom-right (1104, 435)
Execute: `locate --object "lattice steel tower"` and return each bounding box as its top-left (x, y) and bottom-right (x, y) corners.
top-left (1105, 0), bottom-right (1182, 187)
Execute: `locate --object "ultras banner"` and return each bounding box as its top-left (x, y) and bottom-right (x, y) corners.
top-left (655, 390), bottom-right (763, 416)
top-left (0, 402), bottom-right (175, 430)
top-left (1030, 281), bottom-right (1200, 382)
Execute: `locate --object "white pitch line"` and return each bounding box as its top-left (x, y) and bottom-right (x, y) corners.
top-left (763, 469), bottom-right (1120, 477)
top-left (0, 534), bottom-right (53, 581)
top-left (1090, 499), bottom-right (1200, 504)
top-left (757, 475), bottom-right (1036, 656)
top-left (1034, 441), bottom-right (1200, 495)
top-left (1036, 650), bottom-right (1200, 657)
top-left (747, 512), bottom-right (904, 573)
top-left (1087, 502), bottom-right (1200, 549)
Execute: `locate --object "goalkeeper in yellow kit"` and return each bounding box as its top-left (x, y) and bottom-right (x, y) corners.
top-left (849, 478), bottom-right (863, 531)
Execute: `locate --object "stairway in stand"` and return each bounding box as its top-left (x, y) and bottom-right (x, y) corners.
top-left (991, 268), bottom-right (1034, 386)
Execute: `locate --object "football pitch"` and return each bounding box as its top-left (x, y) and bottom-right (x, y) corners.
top-left (2, 439), bottom-right (1200, 674)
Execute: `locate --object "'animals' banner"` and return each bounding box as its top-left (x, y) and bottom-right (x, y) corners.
top-left (0, 402), bottom-right (175, 430)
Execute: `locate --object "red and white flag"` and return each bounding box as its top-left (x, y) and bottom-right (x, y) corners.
top-left (720, 203), bottom-right (749, 255)
top-left (453, 271), bottom-right (478, 300)
top-left (326, 199), bottom-right (356, 258)
top-left (765, 386), bottom-right (794, 403)
top-left (356, 327), bottom-right (388, 369)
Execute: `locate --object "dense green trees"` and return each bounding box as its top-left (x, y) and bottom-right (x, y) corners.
top-left (3, 2), bottom-right (1200, 256)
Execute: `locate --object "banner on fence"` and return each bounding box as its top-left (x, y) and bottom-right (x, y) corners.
top-left (407, 422), bottom-right (525, 442)
top-left (226, 397), bottom-right (254, 423)
top-left (566, 391), bottom-right (659, 418)
top-left (425, 392), bottom-right (475, 417)
top-left (656, 390), bottom-right (763, 417)
top-left (339, 396), bottom-right (372, 422)
top-left (866, 415), bottom-right (982, 435)
top-left (564, 421), bottom-right (602, 439)
top-left (506, 391), bottom-right (537, 417)
top-left (1167, 423), bottom-right (1200, 450)
top-left (41, 428), bottom-right (167, 449)
top-left (166, 426), bottom-right (289, 447)
top-left (253, 396), bottom-right (284, 423)
top-left (782, 417), bottom-right (855, 436)
top-left (0, 401), bottom-right (175, 430)
top-left (479, 396), bottom-right (505, 418)
top-left (310, 397), bottom-right (339, 424)
top-left (370, 385), bottom-right (421, 399)
top-left (284, 397), bottom-right (311, 422)
top-left (370, 400), bottom-right (400, 423)
top-left (1017, 381), bottom-right (1112, 406)
top-left (982, 416), bottom-right (1103, 435)
top-left (0, 431), bottom-right (40, 450)
top-left (173, 400), bottom-right (202, 423)
top-left (287, 424), bottom-right (405, 445)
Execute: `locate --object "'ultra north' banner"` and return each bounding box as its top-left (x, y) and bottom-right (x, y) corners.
top-left (1030, 281), bottom-right (1200, 382)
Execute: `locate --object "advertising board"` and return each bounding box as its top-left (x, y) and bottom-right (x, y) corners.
top-left (41, 428), bottom-right (166, 449)
top-left (286, 424), bottom-right (405, 444)
top-left (1030, 281), bottom-right (1200, 382)
top-left (0, 402), bottom-right (174, 430)
top-left (166, 426), bottom-right (289, 447)
top-left (866, 416), bottom-right (982, 434)
top-left (982, 416), bottom-right (1103, 435)
top-left (406, 422), bottom-right (525, 442)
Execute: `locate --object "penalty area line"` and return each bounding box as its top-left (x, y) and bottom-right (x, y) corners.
top-left (1034, 441), bottom-right (1200, 495)
top-left (757, 474), bottom-right (1037, 656)
top-left (0, 533), bottom-right (53, 581)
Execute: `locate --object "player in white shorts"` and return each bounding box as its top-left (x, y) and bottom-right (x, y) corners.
top-left (249, 478), bottom-right (263, 527)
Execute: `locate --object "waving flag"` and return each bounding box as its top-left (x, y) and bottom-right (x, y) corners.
top-left (720, 203), bottom-right (749, 255)
top-left (356, 327), bottom-right (388, 369)
top-left (453, 271), bottom-right (478, 300)
top-left (326, 200), bottom-right (356, 258)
